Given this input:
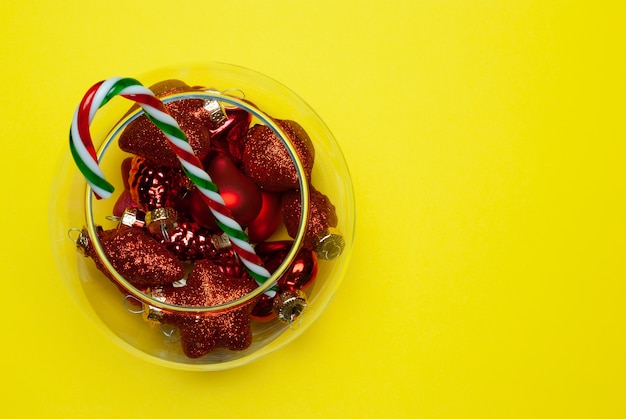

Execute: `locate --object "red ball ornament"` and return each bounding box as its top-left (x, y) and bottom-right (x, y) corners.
top-left (242, 120), bottom-right (315, 192)
top-left (250, 241), bottom-right (318, 321)
top-left (78, 226), bottom-right (185, 288)
top-left (127, 156), bottom-right (189, 212)
top-left (191, 153), bottom-right (262, 228)
top-left (119, 97), bottom-right (213, 167)
top-left (246, 191), bottom-right (282, 243)
top-left (150, 260), bottom-right (258, 358)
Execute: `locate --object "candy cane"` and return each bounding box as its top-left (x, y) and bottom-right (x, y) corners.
top-left (69, 77), bottom-right (276, 296)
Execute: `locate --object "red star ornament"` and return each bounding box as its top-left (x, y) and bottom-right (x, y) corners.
top-left (151, 260), bottom-right (258, 358)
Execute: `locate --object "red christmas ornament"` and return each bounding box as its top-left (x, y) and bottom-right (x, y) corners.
top-left (250, 240), bottom-right (318, 321)
top-left (188, 187), bottom-right (219, 231)
top-left (112, 190), bottom-right (137, 217)
top-left (121, 156), bottom-right (133, 191)
top-left (247, 191), bottom-right (282, 243)
top-left (150, 260), bottom-right (258, 358)
top-left (281, 187), bottom-right (338, 249)
top-left (211, 245), bottom-right (246, 278)
top-left (119, 97), bottom-right (213, 167)
top-left (190, 153), bottom-right (262, 228)
top-left (78, 226), bottom-right (185, 288)
top-left (127, 156), bottom-right (189, 212)
top-left (158, 221), bottom-right (222, 262)
top-left (206, 107), bottom-right (251, 165)
top-left (242, 120), bottom-right (315, 192)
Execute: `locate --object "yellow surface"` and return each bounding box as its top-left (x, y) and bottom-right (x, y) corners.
top-left (1, 0), bottom-right (625, 417)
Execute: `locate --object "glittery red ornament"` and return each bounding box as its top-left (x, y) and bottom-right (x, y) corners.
top-left (247, 191), bottom-right (282, 243)
top-left (151, 260), bottom-right (258, 358)
top-left (80, 226), bottom-right (185, 288)
top-left (119, 98), bottom-right (213, 167)
top-left (190, 153), bottom-right (262, 228)
top-left (250, 241), bottom-right (318, 321)
top-left (127, 156), bottom-right (189, 212)
top-left (242, 120), bottom-right (315, 192)
top-left (281, 187), bottom-right (338, 249)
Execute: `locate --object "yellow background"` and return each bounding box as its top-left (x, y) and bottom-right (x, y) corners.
top-left (1, 1), bottom-right (625, 417)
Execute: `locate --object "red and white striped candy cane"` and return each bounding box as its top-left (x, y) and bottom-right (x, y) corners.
top-left (69, 77), bottom-right (275, 296)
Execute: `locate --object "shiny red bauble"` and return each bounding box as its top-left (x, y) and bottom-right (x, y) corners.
top-left (190, 153), bottom-right (262, 229)
top-left (250, 240), bottom-right (318, 321)
top-left (247, 191), bottom-right (282, 243)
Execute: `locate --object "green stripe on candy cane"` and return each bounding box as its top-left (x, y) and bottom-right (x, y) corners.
top-left (69, 77), bottom-right (276, 297)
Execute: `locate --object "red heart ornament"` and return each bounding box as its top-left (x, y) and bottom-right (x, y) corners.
top-left (242, 120), bottom-right (315, 192)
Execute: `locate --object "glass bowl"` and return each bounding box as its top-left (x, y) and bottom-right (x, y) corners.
top-left (49, 63), bottom-right (355, 370)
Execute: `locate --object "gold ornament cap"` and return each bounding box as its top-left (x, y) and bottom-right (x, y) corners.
top-left (120, 207), bottom-right (146, 228)
top-left (75, 227), bottom-right (90, 256)
top-left (203, 92), bottom-right (228, 128)
top-left (142, 304), bottom-right (164, 326)
top-left (315, 227), bottom-right (345, 260)
top-left (273, 289), bottom-right (308, 325)
top-left (145, 207), bottom-right (178, 236)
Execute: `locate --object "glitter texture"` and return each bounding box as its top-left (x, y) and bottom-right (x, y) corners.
top-left (119, 98), bottom-right (213, 167)
top-left (242, 120), bottom-right (315, 192)
top-left (153, 260), bottom-right (258, 358)
top-left (84, 226), bottom-right (185, 288)
top-left (281, 187), bottom-right (338, 249)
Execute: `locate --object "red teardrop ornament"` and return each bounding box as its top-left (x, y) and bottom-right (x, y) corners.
top-left (247, 191), bottom-right (282, 243)
top-left (191, 153), bottom-right (262, 227)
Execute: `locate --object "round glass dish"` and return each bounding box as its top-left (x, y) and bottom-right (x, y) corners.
top-left (49, 63), bottom-right (355, 370)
